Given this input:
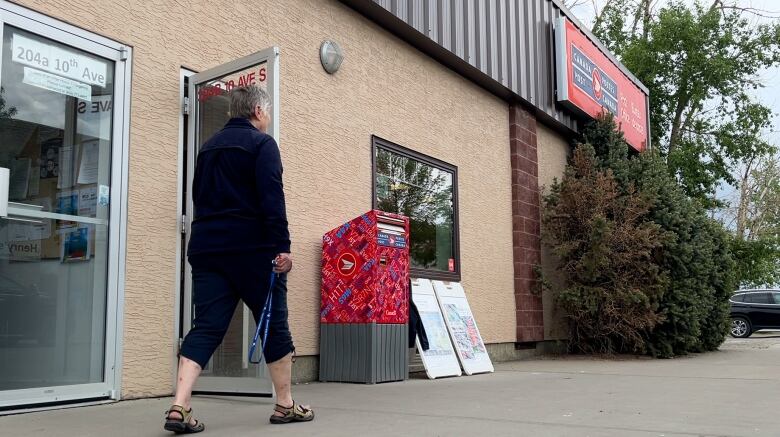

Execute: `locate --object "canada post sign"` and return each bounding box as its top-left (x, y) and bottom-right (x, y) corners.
top-left (555, 18), bottom-right (649, 152)
top-left (571, 46), bottom-right (619, 115)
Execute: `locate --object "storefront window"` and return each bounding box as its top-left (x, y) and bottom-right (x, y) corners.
top-left (373, 137), bottom-right (459, 279)
top-left (0, 25), bottom-right (114, 392)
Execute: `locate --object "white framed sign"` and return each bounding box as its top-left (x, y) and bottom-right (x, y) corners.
top-left (432, 280), bottom-right (494, 375)
top-left (12, 32), bottom-right (108, 87)
top-left (411, 278), bottom-right (461, 379)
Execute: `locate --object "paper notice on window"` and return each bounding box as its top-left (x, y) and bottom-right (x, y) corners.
top-left (57, 145), bottom-right (75, 189)
top-left (23, 66), bottom-right (92, 101)
top-left (77, 141), bottom-right (99, 184)
top-left (98, 184), bottom-right (110, 206)
top-left (7, 198), bottom-right (52, 242)
top-left (61, 225), bottom-right (91, 262)
top-left (78, 186), bottom-right (98, 217)
top-left (9, 158), bottom-right (31, 200)
top-left (56, 190), bottom-right (78, 215)
top-left (8, 220), bottom-right (46, 242)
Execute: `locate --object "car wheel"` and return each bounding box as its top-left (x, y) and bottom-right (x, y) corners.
top-left (730, 317), bottom-right (752, 338)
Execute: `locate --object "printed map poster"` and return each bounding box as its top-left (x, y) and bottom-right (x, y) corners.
top-left (432, 280), bottom-right (494, 375)
top-left (411, 278), bottom-right (461, 379)
top-left (61, 225), bottom-right (90, 262)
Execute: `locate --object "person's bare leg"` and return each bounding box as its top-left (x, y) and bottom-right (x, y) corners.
top-left (168, 356), bottom-right (202, 424)
top-left (268, 352), bottom-right (293, 415)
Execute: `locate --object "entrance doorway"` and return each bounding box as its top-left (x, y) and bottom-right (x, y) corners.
top-left (179, 48), bottom-right (279, 396)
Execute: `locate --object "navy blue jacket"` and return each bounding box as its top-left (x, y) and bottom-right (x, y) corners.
top-left (187, 118), bottom-right (291, 256)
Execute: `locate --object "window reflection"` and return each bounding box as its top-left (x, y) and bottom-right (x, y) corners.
top-left (375, 146), bottom-right (456, 273)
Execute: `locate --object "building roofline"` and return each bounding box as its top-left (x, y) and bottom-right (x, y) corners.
top-left (339, 0), bottom-right (581, 135)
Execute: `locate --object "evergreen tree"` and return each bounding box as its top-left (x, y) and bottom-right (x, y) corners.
top-left (543, 114), bottom-right (737, 357)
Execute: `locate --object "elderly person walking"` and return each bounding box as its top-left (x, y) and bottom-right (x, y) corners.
top-left (164, 85), bottom-right (314, 433)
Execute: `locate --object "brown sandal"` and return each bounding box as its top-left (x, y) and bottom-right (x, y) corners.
top-left (164, 405), bottom-right (205, 434)
top-left (269, 401), bottom-right (315, 424)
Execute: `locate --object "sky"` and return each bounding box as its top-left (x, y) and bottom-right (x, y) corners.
top-left (565, 0), bottom-right (780, 147)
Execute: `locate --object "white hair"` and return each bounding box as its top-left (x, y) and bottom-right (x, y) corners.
top-left (229, 85), bottom-right (271, 119)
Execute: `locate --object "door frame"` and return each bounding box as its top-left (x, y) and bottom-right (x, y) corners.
top-left (0, 1), bottom-right (131, 408)
top-left (173, 67), bottom-right (195, 390)
top-left (178, 47), bottom-right (279, 395)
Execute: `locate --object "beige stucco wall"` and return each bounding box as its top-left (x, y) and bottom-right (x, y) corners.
top-left (16, 0), bottom-right (515, 397)
top-left (536, 122), bottom-right (571, 341)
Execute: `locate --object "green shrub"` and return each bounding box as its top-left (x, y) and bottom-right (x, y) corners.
top-left (618, 142), bottom-right (736, 357)
top-left (543, 114), bottom-right (737, 357)
top-left (542, 143), bottom-right (668, 354)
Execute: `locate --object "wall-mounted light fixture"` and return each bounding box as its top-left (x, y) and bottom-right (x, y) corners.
top-left (320, 40), bottom-right (344, 74)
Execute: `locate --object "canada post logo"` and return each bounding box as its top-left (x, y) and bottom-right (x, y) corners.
top-left (337, 252), bottom-right (359, 277)
top-left (377, 232), bottom-right (407, 249)
top-left (571, 45), bottom-right (619, 116)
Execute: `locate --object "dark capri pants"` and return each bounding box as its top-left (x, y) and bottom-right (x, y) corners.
top-left (180, 251), bottom-right (294, 368)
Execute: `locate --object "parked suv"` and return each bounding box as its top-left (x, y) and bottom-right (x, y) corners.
top-left (729, 290), bottom-right (780, 338)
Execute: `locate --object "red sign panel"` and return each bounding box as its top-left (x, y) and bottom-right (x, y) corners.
top-left (556, 18), bottom-right (649, 152)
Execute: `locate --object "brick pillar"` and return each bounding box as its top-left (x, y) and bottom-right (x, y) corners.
top-left (509, 104), bottom-right (544, 343)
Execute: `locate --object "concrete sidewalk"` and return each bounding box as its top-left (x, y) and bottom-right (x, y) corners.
top-left (3, 334), bottom-right (779, 437)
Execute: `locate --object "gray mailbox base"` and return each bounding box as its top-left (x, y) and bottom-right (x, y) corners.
top-left (319, 323), bottom-right (409, 384)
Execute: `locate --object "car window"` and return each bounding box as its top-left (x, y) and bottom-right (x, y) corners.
top-left (731, 294), bottom-right (746, 302)
top-left (744, 293), bottom-right (772, 304)
top-left (773, 293), bottom-right (780, 305)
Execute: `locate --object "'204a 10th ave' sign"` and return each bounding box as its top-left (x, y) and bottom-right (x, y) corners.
top-left (555, 17), bottom-right (650, 152)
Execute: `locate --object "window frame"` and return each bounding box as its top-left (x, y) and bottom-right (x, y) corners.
top-left (371, 135), bottom-right (461, 282)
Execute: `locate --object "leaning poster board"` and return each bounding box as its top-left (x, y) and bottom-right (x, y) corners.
top-left (432, 280), bottom-right (494, 375)
top-left (411, 278), bottom-right (462, 379)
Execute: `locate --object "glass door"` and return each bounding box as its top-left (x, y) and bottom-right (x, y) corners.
top-left (183, 48), bottom-right (279, 395)
top-left (0, 3), bottom-right (129, 409)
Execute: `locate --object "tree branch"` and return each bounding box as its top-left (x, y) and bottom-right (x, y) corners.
top-left (593, 0), bottom-right (614, 32)
top-left (716, 4), bottom-right (780, 19)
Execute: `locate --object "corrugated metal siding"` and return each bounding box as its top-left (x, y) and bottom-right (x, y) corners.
top-left (345, 0), bottom-right (591, 131)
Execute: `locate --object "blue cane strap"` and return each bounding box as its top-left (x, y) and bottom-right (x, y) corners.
top-left (249, 270), bottom-right (277, 364)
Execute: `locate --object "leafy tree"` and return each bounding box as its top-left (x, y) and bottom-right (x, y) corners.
top-left (730, 238), bottom-right (779, 288)
top-left (722, 156), bottom-right (780, 286)
top-left (583, 0), bottom-right (780, 206)
top-left (0, 87), bottom-right (16, 119)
